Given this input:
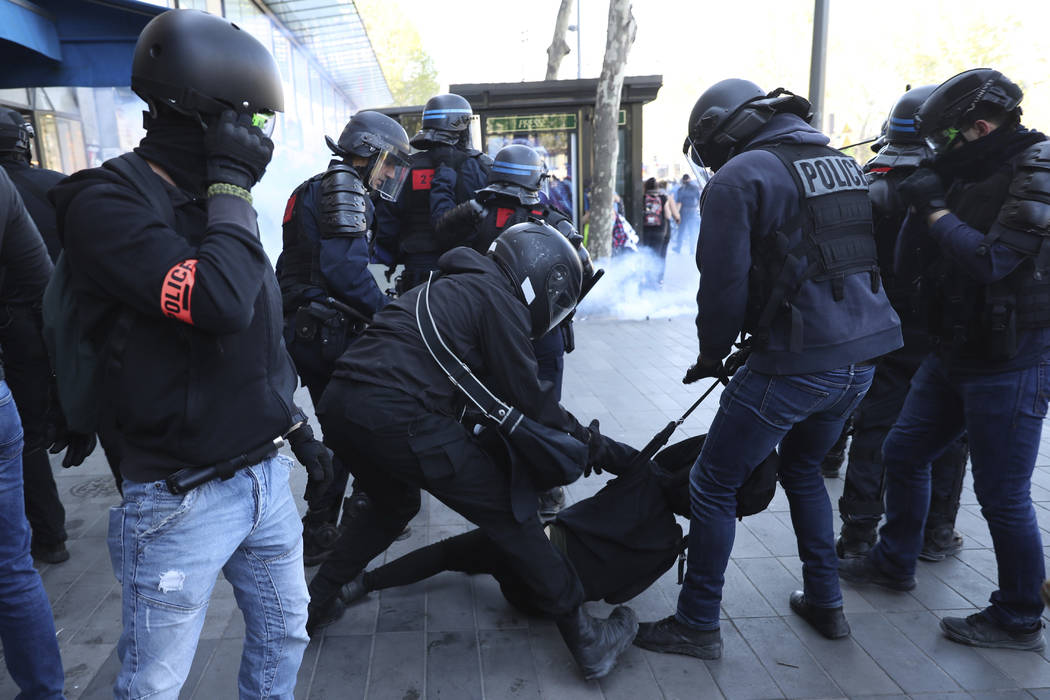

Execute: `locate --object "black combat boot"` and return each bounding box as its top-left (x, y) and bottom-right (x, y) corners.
top-left (789, 591), bottom-right (850, 639)
top-left (556, 605), bottom-right (639, 680)
top-left (306, 573), bottom-right (346, 636)
top-left (339, 572), bottom-right (373, 606)
top-left (538, 486), bottom-right (566, 521)
top-left (919, 524), bottom-right (963, 562)
top-left (634, 615), bottom-right (722, 659)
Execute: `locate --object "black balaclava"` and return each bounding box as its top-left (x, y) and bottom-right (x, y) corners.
top-left (933, 120), bottom-right (1044, 184)
top-left (134, 104), bottom-right (207, 196)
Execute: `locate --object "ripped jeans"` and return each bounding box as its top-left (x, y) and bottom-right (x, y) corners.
top-left (108, 456), bottom-right (308, 699)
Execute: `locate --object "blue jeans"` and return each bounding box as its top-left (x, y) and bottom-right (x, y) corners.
top-left (677, 364), bottom-right (873, 630)
top-left (872, 353), bottom-right (1048, 630)
top-left (108, 456), bottom-right (308, 699)
top-left (0, 380), bottom-right (65, 699)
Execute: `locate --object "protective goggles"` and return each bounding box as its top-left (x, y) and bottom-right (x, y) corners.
top-left (683, 137), bottom-right (713, 187)
top-left (366, 148), bottom-right (412, 202)
top-left (925, 126), bottom-right (961, 155)
top-left (250, 110), bottom-right (278, 138)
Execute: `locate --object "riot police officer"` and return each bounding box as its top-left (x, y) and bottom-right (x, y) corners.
top-left (840, 69), bottom-right (1049, 651)
top-left (434, 143), bottom-right (596, 518)
top-left (373, 93), bottom-right (491, 294)
top-left (276, 110), bottom-right (411, 562)
top-left (836, 86), bottom-right (970, 562)
top-left (0, 108), bottom-right (63, 260)
top-left (635, 79), bottom-right (902, 658)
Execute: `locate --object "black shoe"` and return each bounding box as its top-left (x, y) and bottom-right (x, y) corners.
top-left (836, 536), bottom-right (873, 560)
top-left (821, 451), bottom-right (845, 478)
top-left (940, 612), bottom-right (1045, 651)
top-left (918, 525), bottom-right (963, 562)
top-left (789, 591), bottom-right (850, 639)
top-left (395, 525), bottom-right (412, 542)
top-left (838, 555), bottom-right (916, 591)
top-left (557, 605), bottom-right (639, 680)
top-left (31, 542), bottom-right (70, 564)
top-left (633, 615), bottom-right (722, 660)
top-left (339, 572), bottom-right (372, 606)
top-left (538, 486), bottom-right (566, 522)
top-left (306, 575), bottom-right (346, 636)
top-left (302, 522), bottom-right (341, 567)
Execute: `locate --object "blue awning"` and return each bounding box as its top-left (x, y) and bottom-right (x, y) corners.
top-left (0, 0), bottom-right (164, 88)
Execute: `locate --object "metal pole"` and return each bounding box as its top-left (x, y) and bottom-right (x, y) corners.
top-left (576, 0), bottom-right (582, 79)
top-left (808, 0), bottom-right (829, 133)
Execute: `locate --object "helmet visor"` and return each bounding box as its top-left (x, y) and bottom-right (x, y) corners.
top-left (925, 126), bottom-right (960, 155)
top-left (367, 148), bottom-right (412, 202)
top-left (251, 110), bottom-right (278, 138)
top-left (542, 263), bottom-right (578, 337)
top-left (684, 138), bottom-right (713, 187)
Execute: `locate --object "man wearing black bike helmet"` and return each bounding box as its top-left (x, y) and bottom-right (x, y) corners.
top-left (840, 68), bottom-right (1049, 652)
top-left (49, 9), bottom-right (333, 696)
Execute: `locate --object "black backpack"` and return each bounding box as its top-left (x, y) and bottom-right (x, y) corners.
top-left (42, 153), bottom-right (175, 433)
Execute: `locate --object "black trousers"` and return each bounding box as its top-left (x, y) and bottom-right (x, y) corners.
top-left (839, 351), bottom-right (968, 542)
top-left (313, 379), bottom-right (585, 617)
top-left (0, 305), bottom-right (65, 548)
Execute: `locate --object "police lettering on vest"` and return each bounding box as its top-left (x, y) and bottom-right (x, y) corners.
top-left (792, 155), bottom-right (868, 197)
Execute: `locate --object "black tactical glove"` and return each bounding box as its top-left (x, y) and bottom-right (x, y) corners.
top-left (897, 167), bottom-right (948, 219)
top-left (683, 354), bottom-right (728, 385)
top-left (287, 423), bottom-right (334, 504)
top-left (204, 109), bottom-right (274, 191)
top-left (48, 430), bottom-right (97, 468)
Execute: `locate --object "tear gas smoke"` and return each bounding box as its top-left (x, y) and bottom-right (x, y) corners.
top-left (578, 245), bottom-right (699, 320)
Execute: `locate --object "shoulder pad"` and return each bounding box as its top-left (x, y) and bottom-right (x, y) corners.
top-left (319, 164), bottom-right (368, 238)
top-left (863, 144), bottom-right (928, 173)
top-left (997, 141), bottom-right (1050, 239)
top-left (867, 176), bottom-right (904, 219)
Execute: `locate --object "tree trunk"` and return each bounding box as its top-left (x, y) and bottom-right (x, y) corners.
top-left (545, 0), bottom-right (575, 81)
top-left (589, 0), bottom-right (636, 259)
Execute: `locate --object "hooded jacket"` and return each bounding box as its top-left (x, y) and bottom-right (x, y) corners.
top-left (332, 246), bottom-right (580, 434)
top-left (696, 113), bottom-right (902, 374)
top-left (50, 161), bottom-right (302, 482)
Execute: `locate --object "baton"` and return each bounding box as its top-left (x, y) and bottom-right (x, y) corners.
top-left (166, 437), bottom-right (284, 495)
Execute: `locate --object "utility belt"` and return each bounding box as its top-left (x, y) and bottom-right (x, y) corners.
top-left (165, 436), bottom-right (283, 495)
top-left (293, 298), bottom-right (370, 363)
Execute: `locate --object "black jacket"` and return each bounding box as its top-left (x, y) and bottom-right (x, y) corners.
top-left (1, 158), bottom-right (64, 262)
top-left (333, 246), bottom-right (579, 434)
top-left (50, 162), bottom-right (302, 482)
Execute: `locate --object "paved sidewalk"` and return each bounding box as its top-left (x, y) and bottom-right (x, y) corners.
top-left (5, 314), bottom-right (1050, 699)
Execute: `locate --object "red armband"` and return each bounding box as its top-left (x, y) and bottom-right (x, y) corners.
top-left (161, 260), bottom-right (198, 324)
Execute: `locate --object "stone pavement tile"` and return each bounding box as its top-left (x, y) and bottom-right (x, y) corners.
top-left (622, 585), bottom-right (680, 623)
top-left (68, 583), bottom-right (121, 645)
top-left (597, 645), bottom-right (664, 700)
top-left (39, 537), bottom-right (106, 595)
top-left (848, 584), bottom-right (926, 614)
top-left (425, 571), bottom-right (475, 632)
top-left (783, 615), bottom-right (900, 697)
top-left (61, 640), bottom-right (119, 700)
top-left (701, 623), bottom-right (784, 699)
top-left (369, 630), bottom-right (425, 700)
top-left (186, 637), bottom-right (244, 699)
top-left (383, 514), bottom-right (430, 560)
top-left (976, 646), bottom-right (1050, 689)
top-left (376, 580), bottom-right (427, 633)
top-left (884, 611), bottom-right (1018, 690)
top-left (293, 641), bottom-right (319, 700)
top-left (967, 691), bottom-right (1042, 700)
top-left (954, 506), bottom-right (995, 548)
top-left (731, 521), bottom-right (775, 559)
top-left (721, 559), bottom-right (777, 619)
top-left (954, 547), bottom-right (1002, 583)
top-left (526, 623), bottom-right (602, 700)
top-left (478, 629), bottom-right (541, 699)
top-left (923, 556), bottom-right (997, 609)
top-left (1029, 688), bottom-right (1050, 699)
top-left (735, 616), bottom-right (842, 698)
top-left (305, 634), bottom-right (370, 699)
top-left (426, 630), bottom-right (483, 700)
top-left (52, 583), bottom-right (112, 647)
top-left (641, 644), bottom-right (724, 700)
top-left (473, 575), bottom-right (528, 630)
top-left (742, 512), bottom-right (801, 558)
top-left (323, 584), bottom-right (380, 637)
top-left (223, 603), bottom-right (247, 639)
top-left (199, 581), bottom-right (239, 641)
top-left (909, 564), bottom-right (976, 611)
top-left (736, 557), bottom-right (802, 616)
top-left (847, 612), bottom-right (959, 694)
top-left (78, 638), bottom-right (217, 700)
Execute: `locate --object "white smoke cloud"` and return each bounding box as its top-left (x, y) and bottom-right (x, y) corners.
top-left (578, 244), bottom-right (699, 321)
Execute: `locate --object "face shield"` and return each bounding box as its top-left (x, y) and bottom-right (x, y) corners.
top-left (250, 110), bottom-right (278, 138)
top-left (366, 147), bottom-right (412, 202)
top-left (540, 263), bottom-right (578, 338)
top-left (683, 137), bottom-right (713, 187)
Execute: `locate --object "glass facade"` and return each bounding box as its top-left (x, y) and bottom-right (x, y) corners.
top-left (0, 0), bottom-right (391, 258)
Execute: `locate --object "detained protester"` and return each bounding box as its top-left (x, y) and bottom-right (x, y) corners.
top-left (840, 69), bottom-right (1049, 651)
top-left (49, 10), bottom-right (334, 696)
top-left (373, 93), bottom-right (491, 294)
top-left (0, 166), bottom-right (65, 699)
top-left (433, 143), bottom-right (596, 518)
top-left (307, 222), bottom-right (637, 680)
top-left (836, 85), bottom-right (969, 562)
top-left (0, 108), bottom-right (77, 564)
top-left (276, 111), bottom-right (412, 564)
top-left (635, 79), bottom-right (902, 659)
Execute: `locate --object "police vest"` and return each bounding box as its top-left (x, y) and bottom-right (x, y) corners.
top-left (747, 143), bottom-right (880, 352)
top-left (925, 139), bottom-right (1050, 359)
top-left (400, 147), bottom-right (488, 256)
top-left (277, 163), bottom-right (368, 313)
top-left (474, 199), bottom-right (570, 253)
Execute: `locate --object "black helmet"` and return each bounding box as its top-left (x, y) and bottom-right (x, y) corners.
top-left (477, 144), bottom-right (548, 205)
top-left (915, 68), bottom-right (1022, 154)
top-left (683, 79), bottom-right (812, 178)
top-left (411, 93), bottom-right (473, 149)
top-left (132, 9), bottom-right (284, 132)
top-left (490, 221), bottom-right (583, 339)
top-left (326, 111), bottom-right (412, 202)
top-left (0, 108), bottom-right (32, 161)
top-left (865, 85), bottom-right (936, 172)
